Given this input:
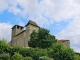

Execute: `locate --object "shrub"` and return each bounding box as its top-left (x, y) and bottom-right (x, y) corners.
top-left (39, 56), bottom-right (53, 60)
top-left (24, 57), bottom-right (33, 60)
top-left (10, 46), bottom-right (21, 56)
top-left (19, 48), bottom-right (48, 60)
top-left (11, 52), bottom-right (23, 60)
top-left (0, 40), bottom-right (11, 54)
top-left (0, 53), bottom-right (10, 60)
top-left (49, 43), bottom-right (76, 60)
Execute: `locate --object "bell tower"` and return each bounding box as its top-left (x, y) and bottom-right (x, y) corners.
top-left (25, 20), bottom-right (39, 46)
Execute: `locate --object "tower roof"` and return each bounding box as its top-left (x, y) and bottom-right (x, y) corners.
top-left (25, 20), bottom-right (39, 27)
top-left (11, 25), bottom-right (24, 29)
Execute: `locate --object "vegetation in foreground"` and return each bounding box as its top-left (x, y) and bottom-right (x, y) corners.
top-left (0, 28), bottom-right (80, 60)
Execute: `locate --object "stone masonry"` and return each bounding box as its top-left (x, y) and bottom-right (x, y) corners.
top-left (10, 20), bottom-right (39, 47)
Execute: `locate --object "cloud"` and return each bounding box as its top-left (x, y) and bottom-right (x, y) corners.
top-left (0, 0), bottom-right (9, 13)
top-left (0, 0), bottom-right (74, 26)
top-left (0, 22), bottom-right (12, 42)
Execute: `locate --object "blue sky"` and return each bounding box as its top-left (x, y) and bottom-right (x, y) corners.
top-left (0, 0), bottom-right (80, 53)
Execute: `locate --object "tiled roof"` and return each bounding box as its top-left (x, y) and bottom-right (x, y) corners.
top-left (25, 20), bottom-right (39, 27)
top-left (57, 40), bottom-right (69, 43)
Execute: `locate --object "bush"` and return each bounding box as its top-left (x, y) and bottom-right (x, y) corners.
top-left (19, 48), bottom-right (48, 60)
top-left (10, 46), bottom-right (21, 56)
top-left (39, 56), bottom-right (53, 60)
top-left (19, 48), bottom-right (35, 57)
top-left (49, 43), bottom-right (76, 60)
top-left (24, 57), bottom-right (32, 60)
top-left (0, 53), bottom-right (10, 60)
top-left (31, 49), bottom-right (47, 60)
top-left (11, 52), bottom-right (23, 60)
top-left (0, 40), bottom-right (11, 54)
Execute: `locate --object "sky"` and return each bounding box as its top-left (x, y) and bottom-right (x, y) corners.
top-left (0, 0), bottom-right (80, 53)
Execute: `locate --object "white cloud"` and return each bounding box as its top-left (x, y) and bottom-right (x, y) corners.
top-left (0, 22), bottom-right (12, 42)
top-left (0, 0), bottom-right (8, 13)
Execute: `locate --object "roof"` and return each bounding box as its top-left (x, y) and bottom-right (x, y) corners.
top-left (15, 30), bottom-right (26, 36)
top-left (12, 25), bottom-right (24, 29)
top-left (57, 40), bottom-right (69, 43)
top-left (25, 20), bottom-right (39, 27)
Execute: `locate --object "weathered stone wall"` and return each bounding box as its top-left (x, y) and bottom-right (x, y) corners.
top-left (12, 26), bottom-right (23, 39)
top-left (57, 40), bottom-right (70, 47)
top-left (11, 31), bottom-right (26, 47)
top-left (16, 31), bottom-right (26, 47)
top-left (63, 41), bottom-right (70, 47)
top-left (25, 24), bottom-right (39, 46)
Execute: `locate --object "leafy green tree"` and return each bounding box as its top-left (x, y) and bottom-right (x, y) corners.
top-left (11, 52), bottom-right (23, 60)
top-left (28, 28), bottom-right (57, 48)
top-left (49, 43), bottom-right (76, 60)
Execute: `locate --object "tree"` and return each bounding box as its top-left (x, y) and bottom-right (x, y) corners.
top-left (28, 28), bottom-right (57, 48)
top-left (48, 43), bottom-right (76, 60)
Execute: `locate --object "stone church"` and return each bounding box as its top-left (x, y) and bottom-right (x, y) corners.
top-left (10, 20), bottom-right (70, 47)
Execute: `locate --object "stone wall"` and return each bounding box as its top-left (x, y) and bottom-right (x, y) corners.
top-left (25, 24), bottom-right (39, 46)
top-left (57, 40), bottom-right (70, 47)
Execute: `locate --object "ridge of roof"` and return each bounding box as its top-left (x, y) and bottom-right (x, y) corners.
top-left (25, 20), bottom-right (39, 27)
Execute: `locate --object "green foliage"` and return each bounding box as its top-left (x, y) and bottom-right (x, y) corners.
top-left (19, 48), bottom-right (35, 57)
top-left (0, 39), bottom-right (11, 54)
top-left (75, 54), bottom-right (80, 60)
top-left (0, 35), bottom-right (80, 60)
top-left (10, 46), bottom-right (21, 56)
top-left (24, 57), bottom-right (32, 60)
top-left (31, 48), bottom-right (47, 60)
top-left (39, 56), bottom-right (53, 60)
top-left (28, 28), bottom-right (57, 48)
top-left (0, 53), bottom-right (10, 60)
top-left (49, 43), bottom-right (76, 60)
top-left (19, 48), bottom-right (48, 60)
top-left (11, 52), bottom-right (23, 60)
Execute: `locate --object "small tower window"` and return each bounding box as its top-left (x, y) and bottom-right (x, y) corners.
top-left (21, 27), bottom-right (23, 29)
top-left (17, 26), bottom-right (19, 29)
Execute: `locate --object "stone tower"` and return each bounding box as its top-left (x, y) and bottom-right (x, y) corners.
top-left (11, 25), bottom-right (24, 46)
top-left (10, 20), bottom-right (39, 47)
top-left (25, 20), bottom-right (39, 46)
top-left (11, 25), bottom-right (24, 40)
